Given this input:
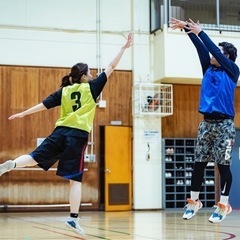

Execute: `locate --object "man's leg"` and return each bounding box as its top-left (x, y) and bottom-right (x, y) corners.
top-left (183, 161), bottom-right (207, 220)
top-left (209, 164), bottom-right (232, 223)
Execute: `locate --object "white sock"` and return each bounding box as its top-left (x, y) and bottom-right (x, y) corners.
top-left (12, 161), bottom-right (16, 168)
top-left (220, 195), bottom-right (229, 205)
top-left (190, 191), bottom-right (200, 201)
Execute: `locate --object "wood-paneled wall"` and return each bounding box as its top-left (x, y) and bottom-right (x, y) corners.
top-left (2, 66), bottom-right (240, 210)
top-left (162, 84), bottom-right (240, 138)
top-left (0, 65), bottom-right (132, 210)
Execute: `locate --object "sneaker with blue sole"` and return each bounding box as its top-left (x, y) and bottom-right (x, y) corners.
top-left (183, 198), bottom-right (203, 220)
top-left (65, 217), bottom-right (85, 235)
top-left (209, 202), bottom-right (232, 223)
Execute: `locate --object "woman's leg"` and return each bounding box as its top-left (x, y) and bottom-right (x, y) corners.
top-left (14, 154), bottom-right (38, 167)
top-left (69, 180), bottom-right (82, 214)
top-left (65, 180), bottom-right (85, 235)
top-left (0, 155), bottom-right (37, 176)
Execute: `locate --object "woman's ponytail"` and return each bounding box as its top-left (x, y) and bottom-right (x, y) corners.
top-left (60, 74), bottom-right (72, 87)
top-left (60, 63), bottom-right (88, 87)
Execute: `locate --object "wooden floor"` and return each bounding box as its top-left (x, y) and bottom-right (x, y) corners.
top-left (0, 209), bottom-right (240, 240)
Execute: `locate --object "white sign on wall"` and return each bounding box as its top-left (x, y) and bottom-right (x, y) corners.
top-left (37, 138), bottom-right (46, 147)
top-left (144, 130), bottom-right (159, 143)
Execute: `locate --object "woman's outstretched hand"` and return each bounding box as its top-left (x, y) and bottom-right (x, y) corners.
top-left (122, 33), bottom-right (134, 49)
top-left (8, 112), bottom-right (25, 120)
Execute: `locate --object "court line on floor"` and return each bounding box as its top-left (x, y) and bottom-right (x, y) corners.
top-left (166, 227), bottom-right (236, 240)
top-left (34, 226), bottom-right (86, 239)
top-left (7, 216), bottom-right (112, 240)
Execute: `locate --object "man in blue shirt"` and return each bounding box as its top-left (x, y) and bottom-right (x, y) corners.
top-left (170, 18), bottom-right (239, 223)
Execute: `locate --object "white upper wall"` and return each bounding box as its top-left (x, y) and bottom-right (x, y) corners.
top-left (153, 25), bottom-right (240, 83)
top-left (0, 0), bottom-right (139, 69)
top-left (1, 1), bottom-right (240, 83)
top-left (0, 0), bottom-right (154, 84)
top-left (0, 0), bottom-right (96, 30)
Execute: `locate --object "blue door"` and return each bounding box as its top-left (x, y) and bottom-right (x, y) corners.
top-left (230, 128), bottom-right (240, 209)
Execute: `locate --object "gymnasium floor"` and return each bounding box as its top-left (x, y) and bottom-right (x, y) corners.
top-left (0, 209), bottom-right (240, 240)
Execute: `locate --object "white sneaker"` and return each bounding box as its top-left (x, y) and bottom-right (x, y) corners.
top-left (0, 160), bottom-right (15, 176)
top-left (183, 198), bottom-right (203, 220)
top-left (65, 217), bottom-right (85, 235)
top-left (209, 202), bottom-right (232, 223)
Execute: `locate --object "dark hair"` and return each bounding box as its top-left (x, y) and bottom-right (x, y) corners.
top-left (219, 42), bottom-right (238, 62)
top-left (60, 63), bottom-right (89, 87)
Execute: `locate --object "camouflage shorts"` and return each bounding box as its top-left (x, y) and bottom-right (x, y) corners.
top-left (195, 119), bottom-right (235, 165)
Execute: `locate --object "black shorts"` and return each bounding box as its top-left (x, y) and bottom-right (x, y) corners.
top-left (30, 127), bottom-right (88, 182)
